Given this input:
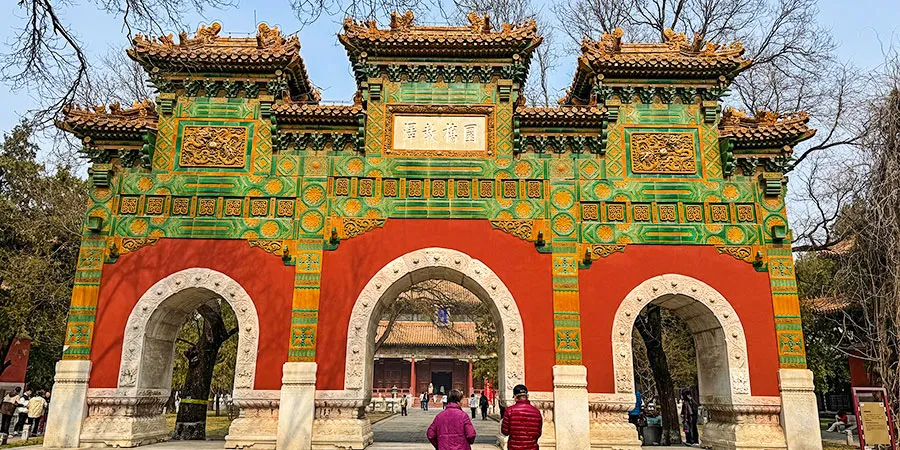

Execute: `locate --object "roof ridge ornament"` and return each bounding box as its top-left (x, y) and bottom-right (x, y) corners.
top-left (178, 22), bottom-right (222, 46)
top-left (467, 12), bottom-right (492, 33)
top-left (390, 10), bottom-right (415, 31)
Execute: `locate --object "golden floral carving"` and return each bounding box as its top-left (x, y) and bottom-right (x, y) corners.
top-left (432, 180), bottom-right (447, 198)
top-left (343, 217), bottom-right (387, 238)
top-left (490, 219), bottom-right (533, 241)
top-left (457, 180), bottom-right (470, 198)
top-left (145, 197), bottom-right (164, 215)
top-left (408, 179), bottom-right (423, 197)
top-left (630, 132), bottom-right (696, 174)
top-left (716, 246), bottom-right (754, 263)
top-left (710, 204), bottom-right (729, 222)
top-left (659, 204), bottom-right (676, 222)
top-left (502, 180), bottom-right (517, 198)
top-left (359, 178), bottom-right (374, 197)
top-left (121, 237), bottom-right (159, 254)
top-left (590, 244), bottom-right (626, 258)
top-left (248, 239), bottom-right (284, 256)
top-left (172, 198), bottom-right (191, 215)
top-left (120, 197), bottom-right (139, 215)
top-left (276, 199), bottom-right (294, 217)
top-left (685, 204), bottom-right (703, 222)
top-left (633, 204), bottom-right (651, 221)
top-left (736, 204), bottom-right (755, 222)
top-left (480, 180), bottom-right (493, 198)
top-left (197, 198), bottom-right (216, 216)
top-left (527, 180), bottom-right (541, 198)
top-left (225, 199), bottom-right (242, 216)
top-left (383, 179), bottom-right (398, 197)
top-left (607, 203), bottom-right (625, 221)
top-left (334, 178), bottom-right (350, 196)
top-left (251, 199), bottom-right (269, 216)
top-left (179, 125), bottom-right (248, 168)
top-left (582, 203), bottom-right (599, 221)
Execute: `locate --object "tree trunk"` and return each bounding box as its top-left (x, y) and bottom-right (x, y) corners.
top-left (173, 303), bottom-right (236, 440)
top-left (635, 305), bottom-right (682, 445)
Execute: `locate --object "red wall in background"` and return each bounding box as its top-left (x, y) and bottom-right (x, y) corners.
top-left (579, 245), bottom-right (781, 396)
top-left (0, 338), bottom-right (31, 384)
top-left (316, 219), bottom-right (556, 392)
top-left (88, 238), bottom-right (293, 390)
top-left (849, 355), bottom-right (870, 387)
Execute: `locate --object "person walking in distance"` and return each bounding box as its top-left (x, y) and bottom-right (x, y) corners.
top-left (501, 384), bottom-right (543, 450)
top-left (479, 390), bottom-right (489, 420)
top-left (680, 388), bottom-right (700, 445)
top-left (12, 389), bottom-right (29, 435)
top-left (441, 393), bottom-right (448, 409)
top-left (400, 394), bottom-right (409, 416)
top-left (422, 392), bottom-right (429, 411)
top-left (426, 389), bottom-right (476, 450)
top-left (26, 391), bottom-right (46, 435)
top-left (469, 393), bottom-right (477, 419)
top-left (0, 387), bottom-right (19, 436)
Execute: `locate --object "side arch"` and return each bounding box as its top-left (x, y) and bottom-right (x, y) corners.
top-left (344, 247), bottom-right (525, 404)
top-left (116, 267), bottom-right (260, 395)
top-left (611, 273), bottom-right (751, 401)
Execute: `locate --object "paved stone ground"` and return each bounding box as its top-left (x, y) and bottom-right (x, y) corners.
top-left (371, 405), bottom-right (500, 448)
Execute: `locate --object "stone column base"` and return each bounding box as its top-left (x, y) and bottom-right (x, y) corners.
top-left (553, 365), bottom-right (591, 450)
top-left (43, 360), bottom-right (91, 449)
top-left (531, 392), bottom-right (556, 450)
top-left (79, 390), bottom-right (168, 448)
top-left (226, 391), bottom-right (280, 449)
top-left (702, 396), bottom-right (787, 450)
top-left (587, 394), bottom-right (641, 450)
top-left (311, 392), bottom-right (372, 449)
top-left (277, 362), bottom-right (317, 450)
top-left (778, 369), bottom-right (823, 450)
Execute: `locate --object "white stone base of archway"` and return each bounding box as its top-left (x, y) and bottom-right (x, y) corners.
top-left (79, 389), bottom-right (168, 448)
top-left (588, 394), bottom-right (641, 450)
top-left (43, 360), bottom-right (92, 449)
top-left (778, 369), bottom-right (823, 450)
top-left (310, 391), bottom-right (373, 450)
top-left (225, 390), bottom-right (280, 449)
top-left (530, 391), bottom-right (557, 450)
top-left (702, 396), bottom-right (787, 450)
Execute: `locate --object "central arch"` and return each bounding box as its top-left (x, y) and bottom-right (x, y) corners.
top-left (344, 247), bottom-right (526, 405)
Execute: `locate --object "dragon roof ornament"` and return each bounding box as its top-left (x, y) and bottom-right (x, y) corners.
top-left (338, 11), bottom-right (542, 59)
top-left (720, 107), bottom-right (816, 147)
top-left (60, 100), bottom-right (158, 140)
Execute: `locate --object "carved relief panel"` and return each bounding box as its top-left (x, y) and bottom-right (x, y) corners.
top-left (177, 124), bottom-right (252, 169)
top-left (628, 131), bottom-right (697, 175)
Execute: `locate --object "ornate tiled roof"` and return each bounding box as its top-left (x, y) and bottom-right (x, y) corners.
top-left (59, 100), bottom-right (157, 140)
top-left (339, 11), bottom-right (542, 59)
top-left (377, 321), bottom-right (477, 347)
top-left (720, 108), bottom-right (816, 148)
top-left (564, 28), bottom-right (751, 104)
top-left (128, 23), bottom-right (317, 102)
top-left (272, 102), bottom-right (363, 125)
top-left (516, 105), bottom-right (606, 127)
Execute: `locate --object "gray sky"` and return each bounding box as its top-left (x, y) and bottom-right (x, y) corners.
top-left (0, 0), bottom-right (897, 139)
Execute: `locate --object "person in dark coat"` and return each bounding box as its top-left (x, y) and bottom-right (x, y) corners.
top-left (680, 388), bottom-right (700, 445)
top-left (426, 389), bottom-right (476, 450)
top-left (479, 390), bottom-right (490, 420)
top-left (500, 384), bottom-right (543, 450)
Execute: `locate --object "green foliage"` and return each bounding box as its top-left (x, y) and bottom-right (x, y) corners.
top-left (0, 122), bottom-right (87, 389)
top-left (795, 253), bottom-right (849, 394)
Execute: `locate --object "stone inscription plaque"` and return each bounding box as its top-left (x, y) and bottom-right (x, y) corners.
top-left (391, 115), bottom-right (487, 153)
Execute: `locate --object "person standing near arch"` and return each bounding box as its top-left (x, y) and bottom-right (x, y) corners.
top-left (501, 384), bottom-right (542, 450)
top-left (426, 389), bottom-right (476, 450)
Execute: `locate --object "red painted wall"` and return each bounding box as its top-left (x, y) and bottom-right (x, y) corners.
top-left (579, 245), bottom-right (781, 396)
top-left (0, 338), bottom-right (31, 384)
top-left (88, 238), bottom-right (293, 390)
top-left (849, 355), bottom-right (870, 387)
top-left (316, 219), bottom-right (556, 392)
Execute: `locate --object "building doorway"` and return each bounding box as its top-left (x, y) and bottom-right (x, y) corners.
top-left (431, 371), bottom-right (452, 396)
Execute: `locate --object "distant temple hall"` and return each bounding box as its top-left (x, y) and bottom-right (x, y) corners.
top-left (46, 10), bottom-right (824, 450)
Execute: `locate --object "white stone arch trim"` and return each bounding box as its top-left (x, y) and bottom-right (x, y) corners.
top-left (117, 267), bottom-right (260, 393)
top-left (611, 274), bottom-right (750, 397)
top-left (344, 247), bottom-right (525, 403)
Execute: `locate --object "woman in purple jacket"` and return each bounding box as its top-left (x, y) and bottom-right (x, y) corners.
top-left (426, 389), bottom-right (476, 450)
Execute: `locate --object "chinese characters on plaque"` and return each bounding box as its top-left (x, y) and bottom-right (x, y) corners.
top-left (392, 115), bottom-right (487, 153)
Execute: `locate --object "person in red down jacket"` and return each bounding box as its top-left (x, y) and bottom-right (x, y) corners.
top-left (426, 389), bottom-right (476, 450)
top-left (501, 384), bottom-right (543, 450)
